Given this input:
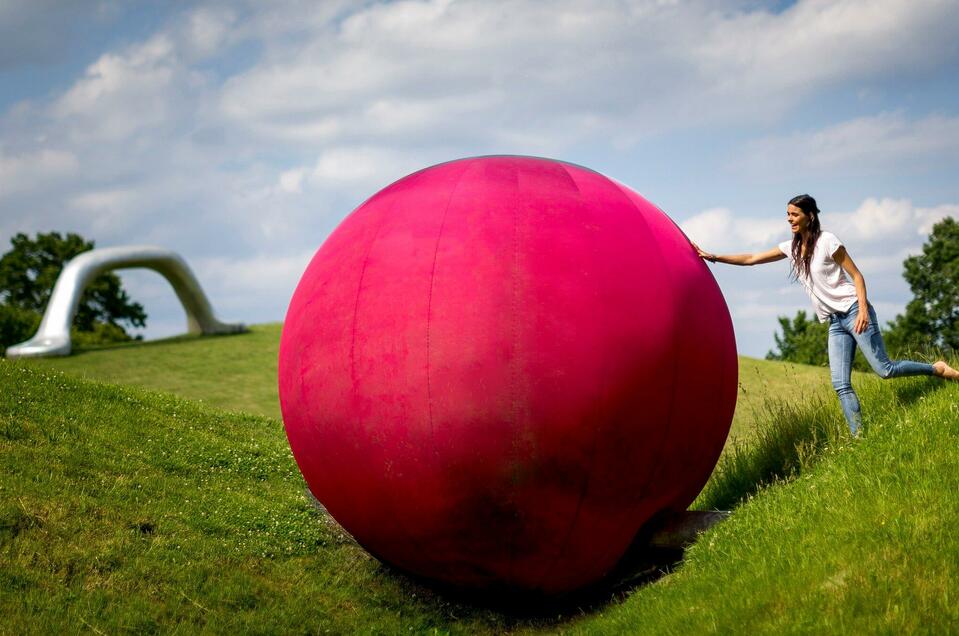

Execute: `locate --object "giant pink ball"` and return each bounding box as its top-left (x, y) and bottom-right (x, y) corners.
top-left (278, 156), bottom-right (737, 594)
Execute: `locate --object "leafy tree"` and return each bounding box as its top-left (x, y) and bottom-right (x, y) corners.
top-left (0, 232), bottom-right (147, 350)
top-left (766, 310), bottom-right (830, 366)
top-left (885, 217), bottom-right (959, 355)
top-left (767, 310), bottom-right (876, 370)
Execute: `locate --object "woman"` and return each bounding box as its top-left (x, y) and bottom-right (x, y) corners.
top-left (693, 194), bottom-right (958, 435)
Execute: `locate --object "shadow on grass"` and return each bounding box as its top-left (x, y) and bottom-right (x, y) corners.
top-left (367, 536), bottom-right (685, 624)
top-left (69, 330), bottom-right (252, 355)
top-left (306, 498), bottom-right (707, 624)
top-left (887, 375), bottom-right (946, 406)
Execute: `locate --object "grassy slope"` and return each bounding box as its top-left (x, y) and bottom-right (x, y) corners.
top-left (27, 324), bottom-right (832, 442)
top-left (28, 325), bottom-right (282, 419)
top-left (568, 375), bottom-right (959, 633)
top-left (0, 363), bottom-right (509, 634)
top-left (4, 346), bottom-right (958, 632)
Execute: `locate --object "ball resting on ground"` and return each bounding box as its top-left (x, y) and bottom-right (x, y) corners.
top-left (278, 155), bottom-right (737, 594)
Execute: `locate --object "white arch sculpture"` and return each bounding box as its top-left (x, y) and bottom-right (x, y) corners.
top-left (5, 246), bottom-right (245, 359)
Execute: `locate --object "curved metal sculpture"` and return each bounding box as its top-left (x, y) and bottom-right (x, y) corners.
top-left (5, 246), bottom-right (245, 359)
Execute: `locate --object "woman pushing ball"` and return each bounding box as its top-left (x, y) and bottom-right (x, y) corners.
top-left (694, 194), bottom-right (959, 435)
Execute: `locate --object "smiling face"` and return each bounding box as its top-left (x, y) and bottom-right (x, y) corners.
top-left (786, 204), bottom-right (810, 235)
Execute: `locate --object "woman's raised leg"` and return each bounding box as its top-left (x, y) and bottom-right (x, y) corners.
top-left (851, 304), bottom-right (935, 379)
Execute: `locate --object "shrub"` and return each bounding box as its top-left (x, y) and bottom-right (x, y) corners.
top-left (0, 304), bottom-right (41, 353)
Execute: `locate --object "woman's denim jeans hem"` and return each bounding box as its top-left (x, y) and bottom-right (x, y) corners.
top-left (828, 301), bottom-right (934, 435)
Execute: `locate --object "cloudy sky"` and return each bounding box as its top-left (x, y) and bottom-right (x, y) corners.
top-left (2, 0), bottom-right (957, 357)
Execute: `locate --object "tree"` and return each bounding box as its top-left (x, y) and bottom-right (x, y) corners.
top-left (766, 310), bottom-right (829, 366)
top-left (0, 303), bottom-right (41, 351)
top-left (885, 217), bottom-right (959, 355)
top-left (0, 232), bottom-right (147, 350)
top-left (767, 310), bottom-right (874, 370)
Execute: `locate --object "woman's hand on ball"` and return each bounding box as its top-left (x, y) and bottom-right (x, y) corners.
top-left (692, 243), bottom-right (716, 262)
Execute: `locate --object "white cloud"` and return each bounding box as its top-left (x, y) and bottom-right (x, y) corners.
top-left (680, 207), bottom-right (786, 253)
top-left (854, 247), bottom-right (919, 277)
top-left (277, 168), bottom-right (305, 194)
top-left (68, 188), bottom-right (140, 236)
top-left (69, 188), bottom-right (136, 212)
top-left (309, 146), bottom-right (424, 186)
top-left (694, 0), bottom-right (959, 98)
top-left (311, 147), bottom-right (389, 182)
top-left (732, 301), bottom-right (801, 323)
top-left (216, 0), bottom-right (959, 148)
top-left (739, 112), bottom-right (959, 176)
top-left (725, 287), bottom-right (807, 324)
top-left (195, 249), bottom-right (316, 320)
top-left (0, 148), bottom-right (78, 198)
top-left (181, 6), bottom-right (237, 60)
top-left (829, 197), bottom-right (959, 243)
top-left (51, 35), bottom-right (184, 142)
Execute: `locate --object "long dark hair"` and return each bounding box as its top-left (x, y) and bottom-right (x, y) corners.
top-left (788, 194), bottom-right (821, 279)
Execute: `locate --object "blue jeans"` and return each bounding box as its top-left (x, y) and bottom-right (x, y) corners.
top-left (828, 301), bottom-right (934, 434)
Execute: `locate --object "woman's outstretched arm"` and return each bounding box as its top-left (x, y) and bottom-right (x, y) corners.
top-left (692, 243), bottom-right (787, 266)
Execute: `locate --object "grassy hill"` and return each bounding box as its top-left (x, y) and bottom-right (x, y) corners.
top-left (27, 325), bottom-right (283, 420)
top-left (3, 332), bottom-right (958, 633)
top-left (27, 323), bottom-right (833, 444)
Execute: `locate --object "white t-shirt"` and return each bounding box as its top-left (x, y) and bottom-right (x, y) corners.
top-left (778, 231), bottom-right (858, 322)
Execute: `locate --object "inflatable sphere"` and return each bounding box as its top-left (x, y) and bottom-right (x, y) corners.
top-left (278, 156), bottom-right (737, 594)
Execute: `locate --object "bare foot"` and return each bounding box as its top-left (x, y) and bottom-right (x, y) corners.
top-left (933, 360), bottom-right (959, 381)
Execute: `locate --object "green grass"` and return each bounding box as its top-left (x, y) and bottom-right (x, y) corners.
top-left (695, 393), bottom-right (847, 511)
top-left (0, 363), bottom-right (515, 634)
top-left (28, 324), bottom-right (832, 445)
top-left (28, 324), bottom-right (282, 419)
top-left (565, 375), bottom-right (959, 634)
top-left (3, 341), bottom-right (959, 632)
